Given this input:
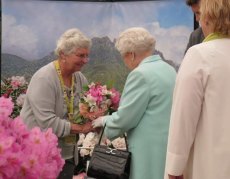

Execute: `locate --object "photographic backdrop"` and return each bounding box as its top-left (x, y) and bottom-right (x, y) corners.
top-left (1, 0), bottom-right (193, 91)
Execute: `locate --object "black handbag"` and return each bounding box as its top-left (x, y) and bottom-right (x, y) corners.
top-left (87, 125), bottom-right (131, 179)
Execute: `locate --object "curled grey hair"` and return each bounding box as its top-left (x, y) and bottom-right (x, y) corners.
top-left (55, 28), bottom-right (91, 57)
top-left (115, 27), bottom-right (156, 57)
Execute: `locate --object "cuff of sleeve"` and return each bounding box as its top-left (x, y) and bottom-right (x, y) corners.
top-left (63, 121), bottom-right (71, 137)
top-left (165, 151), bottom-right (188, 176)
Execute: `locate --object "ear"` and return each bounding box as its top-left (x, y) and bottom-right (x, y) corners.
top-left (130, 52), bottom-right (135, 61)
top-left (123, 52), bottom-right (131, 59)
top-left (59, 51), bottom-right (66, 61)
top-left (204, 15), bottom-right (212, 27)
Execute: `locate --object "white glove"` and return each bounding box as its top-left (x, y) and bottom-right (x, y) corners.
top-left (92, 117), bottom-right (106, 128)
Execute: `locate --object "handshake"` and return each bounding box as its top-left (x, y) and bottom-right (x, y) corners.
top-left (70, 117), bottom-right (106, 134)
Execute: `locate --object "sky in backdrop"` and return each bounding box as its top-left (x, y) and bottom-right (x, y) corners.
top-left (2, 0), bottom-right (194, 64)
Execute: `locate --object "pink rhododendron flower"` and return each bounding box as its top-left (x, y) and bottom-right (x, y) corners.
top-left (0, 96), bottom-right (64, 179)
top-left (87, 85), bottom-right (104, 105)
top-left (110, 88), bottom-right (121, 110)
top-left (0, 97), bottom-right (14, 118)
top-left (10, 76), bottom-right (27, 89)
top-left (1, 76), bottom-right (28, 118)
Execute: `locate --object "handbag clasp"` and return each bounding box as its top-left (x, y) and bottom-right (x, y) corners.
top-left (106, 148), bottom-right (117, 154)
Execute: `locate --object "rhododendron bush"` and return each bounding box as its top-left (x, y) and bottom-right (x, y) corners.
top-left (0, 97), bottom-right (64, 179)
top-left (0, 78), bottom-right (122, 178)
top-left (1, 76), bottom-right (28, 118)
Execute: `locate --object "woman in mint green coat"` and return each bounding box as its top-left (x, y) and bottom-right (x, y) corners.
top-left (92, 27), bottom-right (176, 179)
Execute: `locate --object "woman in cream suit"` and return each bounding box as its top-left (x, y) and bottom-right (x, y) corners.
top-left (93, 27), bottom-right (176, 179)
top-left (165, 0), bottom-right (230, 179)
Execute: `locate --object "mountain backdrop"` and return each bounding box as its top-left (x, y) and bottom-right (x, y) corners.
top-left (1, 36), bottom-right (178, 92)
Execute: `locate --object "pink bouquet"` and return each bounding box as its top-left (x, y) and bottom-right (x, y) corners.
top-left (0, 97), bottom-right (64, 179)
top-left (74, 82), bottom-right (120, 123)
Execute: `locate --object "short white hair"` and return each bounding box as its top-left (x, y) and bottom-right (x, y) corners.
top-left (115, 27), bottom-right (156, 56)
top-left (55, 28), bottom-right (91, 57)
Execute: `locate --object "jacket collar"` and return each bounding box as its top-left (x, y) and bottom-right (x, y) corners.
top-left (139, 55), bottom-right (161, 66)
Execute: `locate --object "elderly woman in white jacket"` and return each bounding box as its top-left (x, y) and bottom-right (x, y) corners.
top-left (165, 0), bottom-right (230, 179)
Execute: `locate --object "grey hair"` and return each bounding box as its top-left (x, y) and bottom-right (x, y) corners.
top-left (115, 27), bottom-right (156, 57)
top-left (55, 28), bottom-right (91, 57)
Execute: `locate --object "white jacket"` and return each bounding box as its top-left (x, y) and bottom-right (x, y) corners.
top-left (165, 38), bottom-right (230, 179)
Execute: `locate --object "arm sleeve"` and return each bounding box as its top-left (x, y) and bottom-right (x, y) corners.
top-left (104, 70), bottom-right (150, 140)
top-left (165, 47), bottom-right (210, 175)
top-left (27, 76), bottom-right (71, 137)
top-left (77, 71), bottom-right (88, 86)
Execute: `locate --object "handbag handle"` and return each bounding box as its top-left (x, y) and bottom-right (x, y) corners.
top-left (98, 124), bottom-right (129, 151)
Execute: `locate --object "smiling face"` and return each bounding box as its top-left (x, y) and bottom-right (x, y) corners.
top-left (64, 48), bottom-right (89, 72)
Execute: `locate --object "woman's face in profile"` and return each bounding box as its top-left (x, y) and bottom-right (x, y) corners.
top-left (123, 52), bottom-right (134, 70)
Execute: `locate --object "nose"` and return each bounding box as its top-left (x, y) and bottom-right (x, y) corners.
top-left (82, 57), bottom-right (89, 63)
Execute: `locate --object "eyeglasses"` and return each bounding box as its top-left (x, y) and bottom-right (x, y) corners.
top-left (75, 53), bottom-right (89, 59)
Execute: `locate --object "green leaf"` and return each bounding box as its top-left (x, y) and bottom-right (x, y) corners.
top-left (82, 85), bottom-right (89, 92)
top-left (105, 79), bottom-right (115, 89)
